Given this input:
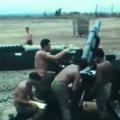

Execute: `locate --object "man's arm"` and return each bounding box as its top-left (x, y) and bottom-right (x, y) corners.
top-left (72, 72), bottom-right (81, 91)
top-left (14, 90), bottom-right (31, 106)
top-left (15, 97), bottom-right (31, 106)
top-left (43, 49), bottom-right (68, 61)
top-left (90, 65), bottom-right (103, 93)
top-left (32, 96), bottom-right (44, 103)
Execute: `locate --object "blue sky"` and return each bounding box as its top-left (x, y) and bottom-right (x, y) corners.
top-left (0, 0), bottom-right (120, 15)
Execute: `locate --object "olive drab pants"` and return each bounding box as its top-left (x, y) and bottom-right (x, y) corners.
top-left (96, 82), bottom-right (111, 119)
top-left (51, 80), bottom-right (71, 120)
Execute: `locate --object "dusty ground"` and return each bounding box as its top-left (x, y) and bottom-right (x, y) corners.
top-left (0, 17), bottom-right (120, 119)
top-left (0, 70), bottom-right (33, 119)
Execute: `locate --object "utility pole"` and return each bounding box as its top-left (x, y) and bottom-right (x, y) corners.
top-left (95, 4), bottom-right (98, 17)
top-left (111, 4), bottom-right (113, 16)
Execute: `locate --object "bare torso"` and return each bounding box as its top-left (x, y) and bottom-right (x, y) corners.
top-left (34, 50), bottom-right (49, 76)
top-left (26, 33), bottom-right (32, 41)
top-left (55, 64), bottom-right (80, 84)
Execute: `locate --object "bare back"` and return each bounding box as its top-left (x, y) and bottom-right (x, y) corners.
top-left (26, 33), bottom-right (32, 41)
top-left (14, 80), bottom-right (32, 104)
top-left (96, 60), bottom-right (113, 84)
top-left (55, 64), bottom-right (80, 84)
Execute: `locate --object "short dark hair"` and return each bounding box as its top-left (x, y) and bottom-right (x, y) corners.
top-left (40, 39), bottom-right (50, 48)
top-left (94, 48), bottom-right (105, 58)
top-left (29, 72), bottom-right (41, 81)
top-left (25, 27), bottom-right (29, 29)
top-left (25, 27), bottom-right (29, 32)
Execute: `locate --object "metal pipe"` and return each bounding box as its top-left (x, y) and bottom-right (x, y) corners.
top-left (81, 21), bottom-right (101, 66)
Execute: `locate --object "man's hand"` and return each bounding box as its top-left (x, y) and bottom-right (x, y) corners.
top-left (63, 48), bottom-right (70, 53)
top-left (63, 47), bottom-right (76, 53)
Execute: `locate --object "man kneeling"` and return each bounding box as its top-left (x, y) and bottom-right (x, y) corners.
top-left (14, 72), bottom-right (45, 120)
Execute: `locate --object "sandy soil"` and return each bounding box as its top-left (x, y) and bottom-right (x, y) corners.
top-left (0, 70), bottom-right (33, 118)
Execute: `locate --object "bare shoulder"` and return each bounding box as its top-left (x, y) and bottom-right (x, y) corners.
top-left (106, 60), bottom-right (112, 65)
top-left (36, 50), bottom-right (47, 56)
top-left (97, 60), bottom-right (112, 70)
top-left (71, 64), bottom-right (79, 71)
top-left (101, 60), bottom-right (111, 66)
top-left (67, 64), bottom-right (78, 68)
top-left (97, 63), bottom-right (104, 72)
top-left (64, 64), bottom-right (79, 71)
top-left (17, 81), bottom-right (26, 91)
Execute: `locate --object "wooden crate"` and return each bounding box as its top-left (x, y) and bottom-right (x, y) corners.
top-left (73, 17), bottom-right (89, 37)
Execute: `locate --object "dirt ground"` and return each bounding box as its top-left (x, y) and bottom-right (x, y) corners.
top-left (0, 17), bottom-right (120, 51)
top-left (0, 70), bottom-right (33, 118)
top-left (0, 17), bottom-right (120, 119)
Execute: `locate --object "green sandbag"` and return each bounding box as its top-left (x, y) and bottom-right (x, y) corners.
top-left (0, 45), bottom-right (24, 52)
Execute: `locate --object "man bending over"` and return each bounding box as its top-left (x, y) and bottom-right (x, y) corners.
top-left (51, 64), bottom-right (81, 120)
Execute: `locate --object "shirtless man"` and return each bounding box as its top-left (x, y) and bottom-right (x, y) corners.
top-left (34, 38), bottom-right (69, 104)
top-left (90, 48), bottom-right (113, 120)
top-left (34, 38), bottom-right (68, 77)
top-left (14, 72), bottom-right (43, 120)
top-left (51, 64), bottom-right (81, 120)
top-left (25, 27), bottom-right (33, 45)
